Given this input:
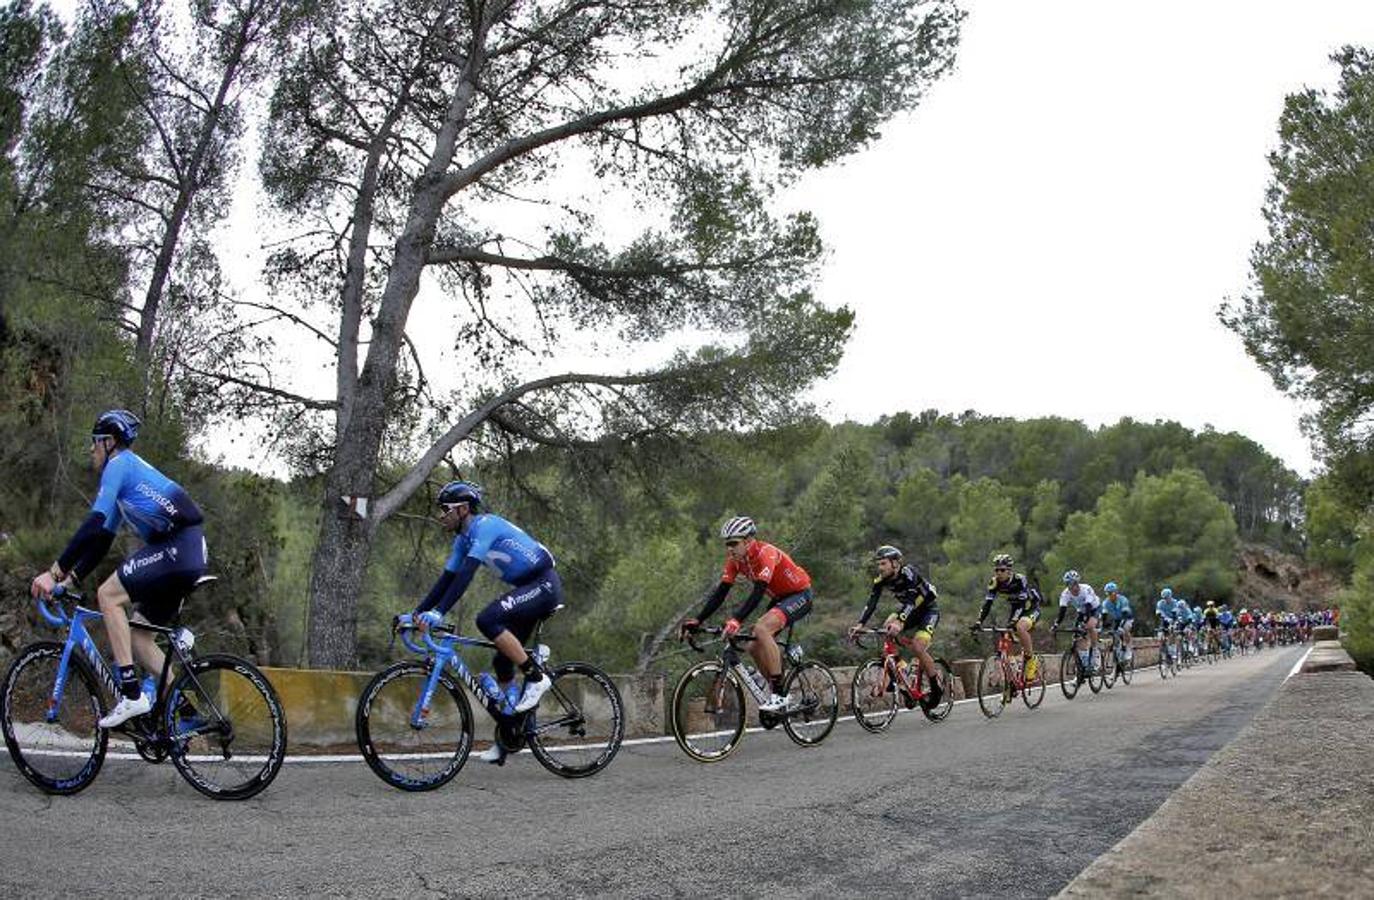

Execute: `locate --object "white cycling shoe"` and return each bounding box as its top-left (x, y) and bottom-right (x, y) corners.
top-left (478, 743), bottom-right (508, 765)
top-left (512, 675), bottom-right (552, 714)
top-left (758, 693), bottom-right (790, 713)
top-left (99, 692), bottom-right (151, 729)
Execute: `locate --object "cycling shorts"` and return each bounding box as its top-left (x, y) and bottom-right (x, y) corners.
top-left (1011, 607), bottom-right (1040, 629)
top-left (766, 588), bottom-right (813, 627)
top-left (1074, 609), bottom-right (1100, 628)
top-left (886, 606), bottom-right (939, 642)
top-left (118, 526), bottom-right (208, 626)
top-left (1113, 618), bottom-right (1135, 635)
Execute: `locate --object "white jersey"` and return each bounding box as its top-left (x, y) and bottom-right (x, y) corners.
top-left (1059, 583), bottom-right (1101, 615)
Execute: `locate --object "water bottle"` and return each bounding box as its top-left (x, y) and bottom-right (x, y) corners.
top-left (140, 674), bottom-right (157, 701)
top-left (748, 667), bottom-right (768, 694)
top-left (503, 681), bottom-right (522, 715)
top-left (477, 672), bottom-right (504, 707)
top-left (787, 643), bottom-right (804, 665)
top-left (532, 644), bottom-right (551, 667)
top-left (172, 626), bottom-right (195, 653)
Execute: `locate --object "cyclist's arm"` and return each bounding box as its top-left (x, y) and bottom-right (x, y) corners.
top-left (857, 582), bottom-right (882, 626)
top-left (731, 580), bottom-right (769, 622)
top-left (56, 511), bottom-right (116, 581)
top-left (976, 588), bottom-right (994, 624)
top-left (415, 556), bottom-right (481, 617)
top-left (1054, 592), bottom-right (1070, 627)
top-left (695, 581), bottom-right (731, 623)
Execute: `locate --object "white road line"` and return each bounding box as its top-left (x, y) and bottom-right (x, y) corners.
top-left (1286, 645), bottom-right (1314, 681)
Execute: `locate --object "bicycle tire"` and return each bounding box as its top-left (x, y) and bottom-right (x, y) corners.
top-left (782, 661), bottom-right (838, 747)
top-left (526, 662), bottom-right (624, 779)
top-left (1102, 642), bottom-right (1118, 689)
top-left (1119, 647), bottom-right (1134, 685)
top-left (1022, 655), bottom-right (1046, 709)
top-left (1087, 647), bottom-right (1105, 694)
top-left (671, 661), bottom-right (745, 762)
top-left (356, 660), bottom-right (472, 792)
top-left (921, 658), bottom-right (956, 722)
top-left (1, 641), bottom-right (109, 795)
top-left (166, 654), bottom-right (287, 800)
top-left (851, 660), bottom-right (897, 733)
top-left (1060, 649), bottom-right (1080, 700)
top-left (976, 655), bottom-right (1008, 719)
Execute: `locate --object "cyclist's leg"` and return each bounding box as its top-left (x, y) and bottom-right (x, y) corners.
top-left (752, 590), bottom-right (812, 693)
top-left (476, 570), bottom-right (562, 688)
top-left (905, 609), bottom-right (939, 679)
top-left (97, 571), bottom-right (136, 672)
top-left (122, 527), bottom-right (207, 692)
top-left (1015, 611), bottom-right (1036, 659)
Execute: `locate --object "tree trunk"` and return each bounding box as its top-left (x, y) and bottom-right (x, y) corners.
top-left (305, 469), bottom-right (375, 668)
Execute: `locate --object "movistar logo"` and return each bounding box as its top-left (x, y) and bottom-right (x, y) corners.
top-left (135, 481), bottom-right (179, 517)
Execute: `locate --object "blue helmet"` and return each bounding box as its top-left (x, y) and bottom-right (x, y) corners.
top-left (1062, 569), bottom-right (1080, 585)
top-left (437, 480), bottom-right (483, 511)
top-left (92, 409), bottom-right (140, 445)
top-left (1160, 587), bottom-right (1173, 600)
top-left (1104, 581), bottom-right (1118, 593)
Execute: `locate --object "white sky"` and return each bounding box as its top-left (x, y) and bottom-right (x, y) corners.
top-left (792, 0), bottom-right (1374, 478)
top-left (195, 1), bottom-right (1374, 478)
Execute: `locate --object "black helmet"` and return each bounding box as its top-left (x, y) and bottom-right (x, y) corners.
top-left (873, 545), bottom-right (903, 562)
top-left (92, 409), bottom-right (141, 446)
top-left (437, 480), bottom-right (483, 511)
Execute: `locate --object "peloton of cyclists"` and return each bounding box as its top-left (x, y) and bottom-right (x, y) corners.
top-left (970, 554), bottom-right (1043, 683)
top-left (1053, 570), bottom-right (1102, 682)
top-left (848, 544), bottom-right (943, 711)
top-left (680, 517), bottom-right (814, 713)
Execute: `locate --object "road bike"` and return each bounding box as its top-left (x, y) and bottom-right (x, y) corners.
top-left (671, 623), bottom-right (838, 762)
top-left (1053, 624), bottom-right (1104, 699)
top-left (1, 584), bottom-right (287, 799)
top-left (355, 608), bottom-right (624, 790)
top-left (1101, 624), bottom-right (1134, 688)
top-left (848, 627), bottom-right (954, 732)
top-left (972, 626), bottom-right (1046, 719)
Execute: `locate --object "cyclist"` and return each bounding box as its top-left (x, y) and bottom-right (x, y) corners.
top-left (847, 545), bottom-right (942, 710)
top-left (1174, 595), bottom-right (1196, 656)
top-left (1053, 570), bottom-right (1101, 682)
top-left (1155, 588), bottom-right (1179, 663)
top-left (1218, 604), bottom-right (1236, 653)
top-left (970, 553), bottom-right (1042, 682)
top-left (404, 480), bottom-right (561, 764)
top-left (1237, 607), bottom-right (1254, 648)
top-left (680, 517), bottom-right (813, 713)
top-left (1202, 601), bottom-right (1221, 654)
top-left (1100, 582), bottom-right (1135, 663)
top-left (28, 410), bottom-right (207, 728)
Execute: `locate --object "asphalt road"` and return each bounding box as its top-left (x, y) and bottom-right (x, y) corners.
top-left (0, 644), bottom-right (1305, 899)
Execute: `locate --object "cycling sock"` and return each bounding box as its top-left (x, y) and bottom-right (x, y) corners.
top-left (519, 657), bottom-right (544, 682)
top-left (117, 665), bottom-right (140, 700)
top-left (770, 675), bottom-right (785, 694)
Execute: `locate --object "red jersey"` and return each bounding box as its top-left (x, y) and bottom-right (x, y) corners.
top-left (721, 541), bottom-right (811, 598)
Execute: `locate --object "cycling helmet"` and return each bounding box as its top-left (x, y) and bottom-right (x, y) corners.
top-left (1104, 581), bottom-right (1118, 593)
top-left (1205, 600), bottom-right (1216, 608)
top-left (1240, 608), bottom-right (1248, 615)
top-left (1160, 587), bottom-right (1173, 600)
top-left (992, 553), bottom-right (1014, 568)
top-left (719, 516), bottom-right (757, 540)
top-left (1062, 569), bottom-right (1080, 585)
top-left (91, 409), bottom-right (141, 446)
top-left (873, 545), bottom-right (903, 562)
top-left (437, 480), bottom-right (483, 511)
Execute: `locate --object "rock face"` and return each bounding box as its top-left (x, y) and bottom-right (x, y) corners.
top-left (1233, 543), bottom-right (1341, 611)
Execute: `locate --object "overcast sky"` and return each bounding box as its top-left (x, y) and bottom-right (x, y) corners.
top-left (190, 0), bottom-right (1374, 478)
top-left (788, 0), bottom-right (1374, 478)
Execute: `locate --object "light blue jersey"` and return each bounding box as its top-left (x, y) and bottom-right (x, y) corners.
top-left (1103, 594), bottom-right (1133, 624)
top-left (444, 513), bottom-right (555, 585)
top-left (91, 451), bottom-right (202, 541)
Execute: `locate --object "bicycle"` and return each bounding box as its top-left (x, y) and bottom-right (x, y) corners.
top-left (848, 627), bottom-right (954, 732)
top-left (1053, 624), bottom-right (1104, 699)
top-left (671, 623), bottom-right (838, 762)
top-left (1, 583), bottom-right (287, 799)
top-left (355, 608), bottom-right (624, 791)
top-left (1101, 624), bottom-right (1134, 688)
top-left (1156, 627), bottom-right (1180, 679)
top-left (972, 626), bottom-right (1046, 719)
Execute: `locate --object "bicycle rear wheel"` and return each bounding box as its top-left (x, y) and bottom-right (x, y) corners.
top-left (1022, 655), bottom-right (1046, 709)
top-left (166, 655), bottom-right (287, 800)
top-left (1, 642), bottom-right (108, 795)
top-left (782, 661), bottom-right (838, 747)
top-left (355, 660), bottom-right (471, 792)
top-left (671, 661), bottom-right (745, 762)
top-left (1119, 646), bottom-right (1134, 685)
top-left (976, 655), bottom-right (1008, 719)
top-left (1102, 642), bottom-right (1118, 689)
top-left (920, 658), bottom-right (955, 722)
top-left (526, 662), bottom-right (624, 778)
top-left (851, 660), bottom-right (897, 733)
top-left (1060, 649), bottom-right (1080, 700)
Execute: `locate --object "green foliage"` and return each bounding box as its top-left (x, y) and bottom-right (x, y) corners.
top-left (1338, 514), bottom-right (1374, 673)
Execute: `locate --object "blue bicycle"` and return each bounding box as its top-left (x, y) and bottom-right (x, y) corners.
top-left (0, 584), bottom-right (287, 799)
top-left (354, 609), bottom-right (624, 791)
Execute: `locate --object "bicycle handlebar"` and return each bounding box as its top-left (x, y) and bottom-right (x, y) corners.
top-left (682, 624), bottom-right (754, 653)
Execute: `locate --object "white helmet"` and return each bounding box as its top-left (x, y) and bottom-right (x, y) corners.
top-left (719, 516), bottom-right (757, 540)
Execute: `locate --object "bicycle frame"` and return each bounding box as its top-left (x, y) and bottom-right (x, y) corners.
top-left (853, 629), bottom-right (931, 701)
top-left (35, 598), bottom-right (121, 719)
top-left (400, 627), bottom-right (513, 726)
top-left (686, 625), bottom-right (808, 712)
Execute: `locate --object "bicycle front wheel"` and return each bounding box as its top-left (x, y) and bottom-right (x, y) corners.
top-left (1087, 648), bottom-right (1105, 694)
top-left (1102, 643), bottom-right (1118, 689)
top-left (782, 661), bottom-right (838, 747)
top-left (851, 660), bottom-right (897, 733)
top-left (921, 658), bottom-right (956, 722)
top-left (1060, 649), bottom-right (1080, 700)
top-left (166, 655), bottom-right (287, 800)
top-left (1, 642), bottom-right (108, 795)
top-left (976, 655), bottom-right (1008, 719)
top-left (671, 661), bottom-right (745, 762)
top-left (526, 662), bottom-right (625, 778)
top-left (355, 660), bottom-right (472, 792)
top-left (1119, 647), bottom-right (1134, 685)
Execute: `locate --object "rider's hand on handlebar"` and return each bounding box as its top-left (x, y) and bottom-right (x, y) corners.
top-left (846, 624), bottom-right (864, 642)
top-left (415, 610), bottom-right (442, 634)
top-left (678, 618), bottom-right (700, 642)
top-left (722, 618), bottom-right (741, 638)
top-left (968, 622), bottom-right (981, 634)
top-left (31, 571), bottom-right (57, 600)
top-left (884, 619), bottom-right (902, 638)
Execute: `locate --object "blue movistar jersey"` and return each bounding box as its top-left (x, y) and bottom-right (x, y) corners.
top-left (443, 513), bottom-right (554, 585)
top-left (1172, 599), bottom-right (1192, 622)
top-left (92, 451), bottom-right (202, 541)
top-left (1103, 594), bottom-right (1133, 623)
top-left (1155, 598), bottom-right (1174, 622)
top-left (1219, 611), bottom-right (1235, 627)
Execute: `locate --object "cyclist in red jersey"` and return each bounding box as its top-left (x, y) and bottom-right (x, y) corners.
top-left (679, 516), bottom-right (813, 712)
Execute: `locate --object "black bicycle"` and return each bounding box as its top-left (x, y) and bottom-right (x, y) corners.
top-left (1053, 624), bottom-right (1104, 699)
top-left (671, 624), bottom-right (838, 762)
top-left (2, 584), bottom-right (287, 799)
